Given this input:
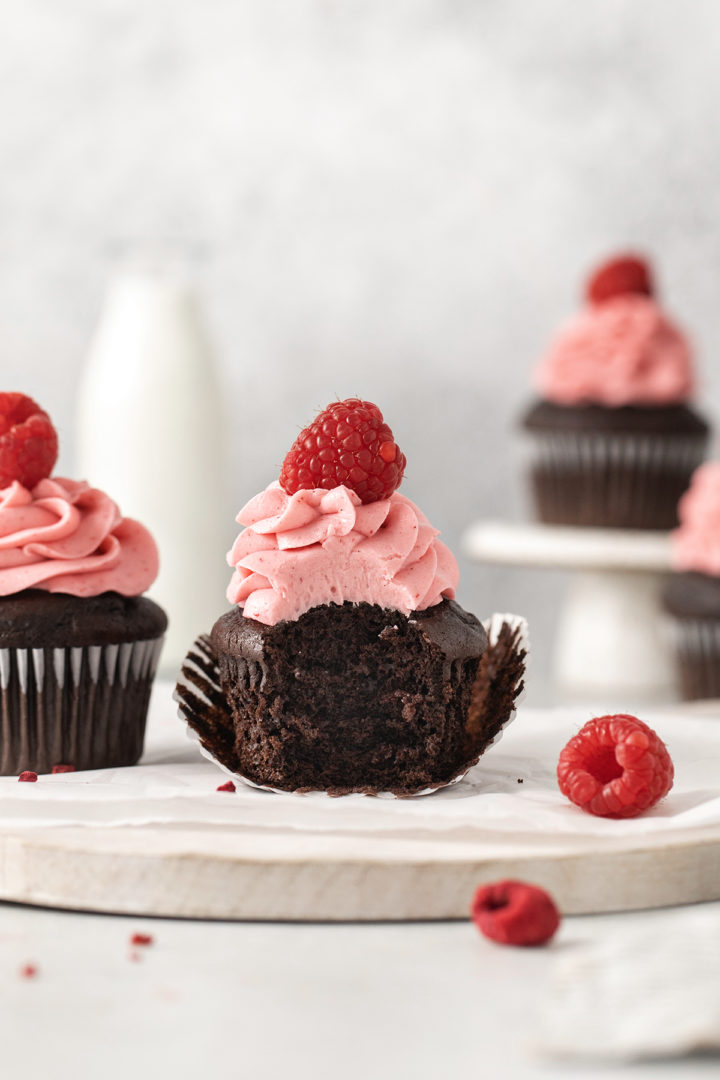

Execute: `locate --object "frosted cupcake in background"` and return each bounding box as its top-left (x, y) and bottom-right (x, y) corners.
top-left (664, 462), bottom-right (720, 699)
top-left (177, 398), bottom-right (526, 796)
top-left (0, 393), bottom-right (166, 774)
top-left (522, 254), bottom-right (709, 529)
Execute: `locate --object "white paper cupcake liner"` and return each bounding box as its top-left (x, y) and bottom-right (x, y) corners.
top-left (0, 637), bottom-right (165, 775)
top-left (175, 613), bottom-right (528, 799)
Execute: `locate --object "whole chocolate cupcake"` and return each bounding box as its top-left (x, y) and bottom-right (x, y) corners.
top-left (177, 399), bottom-right (526, 796)
top-left (663, 462), bottom-right (720, 700)
top-left (0, 393), bottom-right (167, 774)
top-left (522, 255), bottom-right (709, 529)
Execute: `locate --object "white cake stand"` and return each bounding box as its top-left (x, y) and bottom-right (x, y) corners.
top-left (462, 521), bottom-right (675, 700)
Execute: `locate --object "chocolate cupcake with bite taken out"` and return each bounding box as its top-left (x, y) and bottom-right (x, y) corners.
top-left (0, 393), bottom-right (166, 774)
top-left (522, 255), bottom-right (709, 529)
top-left (177, 399), bottom-right (526, 796)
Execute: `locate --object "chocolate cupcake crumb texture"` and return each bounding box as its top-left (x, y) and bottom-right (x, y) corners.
top-left (177, 601), bottom-right (526, 797)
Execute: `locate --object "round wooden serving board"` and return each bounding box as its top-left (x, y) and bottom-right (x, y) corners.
top-left (1, 688), bottom-right (719, 920)
top-left (2, 820), bottom-right (720, 921)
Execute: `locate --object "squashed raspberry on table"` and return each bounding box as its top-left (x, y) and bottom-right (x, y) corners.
top-left (586, 254), bottom-right (653, 304)
top-left (130, 933), bottom-right (154, 947)
top-left (471, 880), bottom-right (560, 946)
top-left (216, 780), bottom-right (236, 793)
top-left (0, 392), bottom-right (58, 490)
top-left (52, 764), bottom-right (75, 774)
top-left (557, 713), bottom-right (674, 818)
top-left (18, 771), bottom-right (38, 783)
top-left (279, 398), bottom-right (406, 504)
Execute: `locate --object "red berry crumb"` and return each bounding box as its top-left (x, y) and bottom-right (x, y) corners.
top-left (52, 764), bottom-right (75, 774)
top-left (471, 880), bottom-right (560, 946)
top-left (216, 780), bottom-right (236, 793)
top-left (279, 398), bottom-right (406, 505)
top-left (19, 964), bottom-right (38, 979)
top-left (586, 254), bottom-right (653, 305)
top-left (130, 933), bottom-right (154, 947)
top-left (557, 714), bottom-right (674, 819)
top-left (0, 392), bottom-right (58, 490)
top-left (18, 771), bottom-right (38, 783)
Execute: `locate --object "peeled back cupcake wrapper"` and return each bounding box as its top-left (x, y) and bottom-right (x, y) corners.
top-left (0, 637), bottom-right (164, 775)
top-left (175, 613), bottom-right (528, 799)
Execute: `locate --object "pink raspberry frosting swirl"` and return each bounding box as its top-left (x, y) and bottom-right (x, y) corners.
top-left (671, 463), bottom-right (720, 576)
top-left (0, 477), bottom-right (159, 597)
top-left (535, 295), bottom-right (694, 407)
top-left (226, 482), bottom-right (459, 625)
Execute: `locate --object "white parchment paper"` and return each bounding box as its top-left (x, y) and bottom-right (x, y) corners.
top-left (1, 681), bottom-right (720, 840)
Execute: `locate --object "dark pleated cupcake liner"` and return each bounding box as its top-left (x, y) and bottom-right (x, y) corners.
top-left (527, 431), bottom-right (706, 529)
top-left (175, 614), bottom-right (528, 798)
top-left (0, 637), bottom-right (164, 775)
top-left (669, 618), bottom-right (720, 701)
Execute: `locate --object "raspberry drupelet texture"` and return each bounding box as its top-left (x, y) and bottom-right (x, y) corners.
top-left (471, 880), bottom-right (560, 946)
top-left (557, 714), bottom-right (674, 818)
top-left (279, 398), bottom-right (406, 504)
top-left (0, 392), bottom-right (58, 490)
top-left (586, 254), bottom-right (654, 305)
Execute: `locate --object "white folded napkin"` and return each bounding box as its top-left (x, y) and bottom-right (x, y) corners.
top-left (536, 907), bottom-right (720, 1060)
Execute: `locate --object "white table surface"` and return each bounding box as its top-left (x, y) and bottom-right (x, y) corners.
top-left (2, 682), bottom-right (720, 1077)
top-left (0, 899), bottom-right (718, 1079)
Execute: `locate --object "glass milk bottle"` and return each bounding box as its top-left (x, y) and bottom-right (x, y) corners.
top-left (76, 255), bottom-right (229, 674)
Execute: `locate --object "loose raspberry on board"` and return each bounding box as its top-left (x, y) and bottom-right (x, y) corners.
top-left (279, 399), bottom-right (406, 504)
top-left (471, 880), bottom-right (560, 946)
top-left (586, 254), bottom-right (653, 305)
top-left (557, 713), bottom-right (674, 819)
top-left (0, 393), bottom-right (58, 490)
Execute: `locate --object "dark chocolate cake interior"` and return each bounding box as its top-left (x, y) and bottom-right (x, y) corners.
top-left (185, 598), bottom-right (525, 796)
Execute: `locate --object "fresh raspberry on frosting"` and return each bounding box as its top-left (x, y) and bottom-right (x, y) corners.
top-left (586, 254), bottom-right (653, 305)
top-left (0, 393), bottom-right (58, 491)
top-left (279, 399), bottom-right (406, 504)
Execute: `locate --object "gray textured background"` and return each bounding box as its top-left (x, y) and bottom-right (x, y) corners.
top-left (2, 0), bottom-right (719, 698)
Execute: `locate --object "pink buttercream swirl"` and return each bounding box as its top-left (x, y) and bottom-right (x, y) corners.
top-left (671, 462), bottom-right (720, 576)
top-left (535, 295), bottom-right (694, 407)
top-left (0, 477), bottom-right (159, 597)
top-left (226, 482), bottom-right (459, 625)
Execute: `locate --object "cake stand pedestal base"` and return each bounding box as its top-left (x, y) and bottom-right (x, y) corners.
top-left (462, 521), bottom-right (675, 701)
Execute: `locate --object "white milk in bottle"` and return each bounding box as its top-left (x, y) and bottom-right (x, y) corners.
top-left (76, 256), bottom-right (229, 674)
